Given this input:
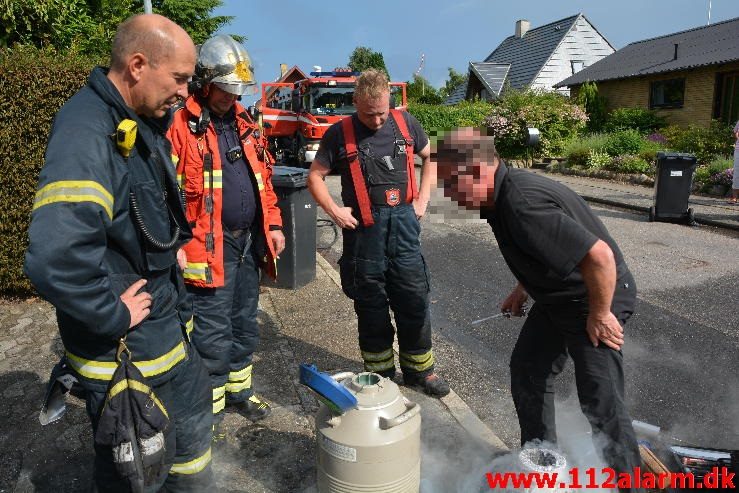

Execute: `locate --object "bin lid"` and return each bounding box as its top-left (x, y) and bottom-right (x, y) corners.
top-left (656, 152), bottom-right (697, 165)
top-left (272, 166), bottom-right (309, 188)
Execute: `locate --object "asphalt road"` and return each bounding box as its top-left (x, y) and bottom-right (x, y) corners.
top-left (318, 175), bottom-right (739, 454)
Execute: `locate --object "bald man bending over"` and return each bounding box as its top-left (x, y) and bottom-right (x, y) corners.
top-left (25, 14), bottom-right (215, 491)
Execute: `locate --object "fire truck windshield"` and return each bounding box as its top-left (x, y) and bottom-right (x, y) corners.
top-left (308, 86), bottom-right (355, 115)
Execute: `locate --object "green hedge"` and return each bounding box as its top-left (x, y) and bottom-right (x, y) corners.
top-left (0, 46), bottom-right (97, 296)
top-left (407, 100), bottom-right (493, 138)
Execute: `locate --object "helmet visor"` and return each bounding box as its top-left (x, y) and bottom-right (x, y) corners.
top-left (214, 81), bottom-right (258, 96)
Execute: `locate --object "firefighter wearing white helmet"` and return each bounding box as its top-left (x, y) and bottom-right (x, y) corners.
top-left (167, 35), bottom-right (285, 442)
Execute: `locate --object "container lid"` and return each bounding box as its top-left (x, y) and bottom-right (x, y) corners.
top-left (272, 166), bottom-right (309, 188)
top-left (299, 364), bottom-right (358, 414)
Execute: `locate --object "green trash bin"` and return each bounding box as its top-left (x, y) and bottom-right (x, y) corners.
top-left (267, 166), bottom-right (317, 289)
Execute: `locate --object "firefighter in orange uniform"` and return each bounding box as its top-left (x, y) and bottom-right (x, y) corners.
top-left (167, 35), bottom-right (284, 441)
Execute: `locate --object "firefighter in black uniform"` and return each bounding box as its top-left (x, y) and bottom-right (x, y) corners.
top-left (24, 14), bottom-right (214, 491)
top-left (435, 127), bottom-right (643, 491)
top-left (307, 69), bottom-right (449, 397)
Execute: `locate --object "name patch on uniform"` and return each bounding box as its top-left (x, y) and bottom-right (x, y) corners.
top-left (385, 188), bottom-right (401, 206)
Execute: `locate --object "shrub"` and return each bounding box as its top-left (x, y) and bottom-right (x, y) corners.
top-left (563, 133), bottom-right (609, 167)
top-left (706, 156), bottom-right (733, 176)
top-left (604, 107), bottom-right (666, 134)
top-left (408, 100), bottom-right (493, 136)
top-left (709, 168), bottom-right (733, 188)
top-left (483, 89), bottom-right (588, 160)
top-left (0, 46), bottom-right (98, 296)
top-left (577, 81), bottom-right (607, 132)
top-left (586, 149), bottom-right (611, 169)
top-left (661, 121), bottom-right (734, 164)
top-left (603, 129), bottom-right (645, 156)
top-left (608, 155), bottom-right (651, 174)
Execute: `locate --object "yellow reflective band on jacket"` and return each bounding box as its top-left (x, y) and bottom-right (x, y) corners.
top-left (105, 378), bottom-right (169, 419)
top-left (185, 316), bottom-right (194, 337)
top-left (184, 262), bottom-right (208, 281)
top-left (205, 169), bottom-right (223, 189)
top-left (399, 351), bottom-right (435, 372)
top-left (33, 180), bottom-right (114, 220)
top-left (255, 172), bottom-right (264, 191)
top-left (66, 341), bottom-right (187, 381)
top-left (171, 154), bottom-right (179, 167)
top-left (225, 364), bottom-right (252, 393)
top-left (170, 447), bottom-right (212, 475)
top-left (212, 385), bottom-right (226, 414)
top-left (176, 173), bottom-right (184, 188)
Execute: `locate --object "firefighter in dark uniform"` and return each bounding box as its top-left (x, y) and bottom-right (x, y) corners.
top-left (435, 127), bottom-right (643, 491)
top-left (24, 14), bottom-right (214, 491)
top-left (307, 69), bottom-right (449, 397)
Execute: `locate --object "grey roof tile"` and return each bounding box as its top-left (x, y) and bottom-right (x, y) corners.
top-left (556, 16), bottom-right (739, 87)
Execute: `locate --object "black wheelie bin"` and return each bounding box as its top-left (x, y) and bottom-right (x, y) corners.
top-left (649, 152), bottom-right (697, 225)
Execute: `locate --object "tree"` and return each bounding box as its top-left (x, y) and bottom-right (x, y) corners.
top-left (440, 67), bottom-right (467, 99)
top-left (405, 74), bottom-right (442, 104)
top-left (0, 0), bottom-right (233, 56)
top-left (347, 46), bottom-right (389, 76)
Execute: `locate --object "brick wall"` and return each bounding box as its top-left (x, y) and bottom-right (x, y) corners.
top-left (570, 61), bottom-right (739, 127)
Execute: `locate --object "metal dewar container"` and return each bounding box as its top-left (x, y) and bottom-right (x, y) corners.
top-left (315, 372), bottom-right (421, 493)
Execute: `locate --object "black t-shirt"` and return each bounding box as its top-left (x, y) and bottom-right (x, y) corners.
top-left (483, 161), bottom-right (632, 304)
top-left (314, 111), bottom-right (428, 208)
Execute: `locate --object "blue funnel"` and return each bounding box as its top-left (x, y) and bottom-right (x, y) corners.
top-left (299, 364), bottom-right (358, 414)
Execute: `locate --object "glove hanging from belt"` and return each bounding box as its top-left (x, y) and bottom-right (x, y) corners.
top-left (94, 337), bottom-right (169, 492)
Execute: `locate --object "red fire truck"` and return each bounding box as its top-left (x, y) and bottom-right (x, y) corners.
top-left (259, 69), bottom-right (407, 166)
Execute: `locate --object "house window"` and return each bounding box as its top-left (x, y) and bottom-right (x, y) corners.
top-left (650, 78), bottom-right (685, 109)
top-left (571, 61), bottom-right (584, 74)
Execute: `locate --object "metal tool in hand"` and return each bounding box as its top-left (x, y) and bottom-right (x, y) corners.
top-left (471, 304), bottom-right (528, 326)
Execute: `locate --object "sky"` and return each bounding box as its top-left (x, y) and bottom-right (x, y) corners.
top-left (212, 0), bottom-right (739, 104)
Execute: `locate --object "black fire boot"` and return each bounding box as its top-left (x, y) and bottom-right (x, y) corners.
top-left (404, 373), bottom-right (450, 398)
top-left (231, 394), bottom-right (272, 422)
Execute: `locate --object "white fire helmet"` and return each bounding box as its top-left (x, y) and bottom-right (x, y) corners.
top-left (196, 34), bottom-right (257, 96)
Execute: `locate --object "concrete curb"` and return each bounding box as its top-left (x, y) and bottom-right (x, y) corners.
top-left (315, 253), bottom-right (509, 452)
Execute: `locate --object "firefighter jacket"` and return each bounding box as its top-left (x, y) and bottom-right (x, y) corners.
top-left (24, 67), bottom-right (193, 393)
top-left (167, 96), bottom-right (282, 287)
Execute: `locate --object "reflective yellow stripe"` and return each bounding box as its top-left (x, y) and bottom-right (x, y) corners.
top-left (171, 154), bottom-right (179, 166)
top-left (255, 172), bottom-right (264, 191)
top-left (364, 359), bottom-right (395, 372)
top-left (106, 379), bottom-right (169, 418)
top-left (361, 348), bottom-right (393, 362)
top-left (228, 365), bottom-right (252, 382)
top-left (204, 170), bottom-right (223, 189)
top-left (226, 364), bottom-right (252, 393)
top-left (399, 351), bottom-right (435, 372)
top-left (184, 262), bottom-right (208, 281)
top-left (176, 173), bottom-right (184, 188)
top-left (185, 316), bottom-right (194, 336)
top-left (212, 386), bottom-right (225, 414)
top-left (170, 447), bottom-right (211, 475)
top-left (66, 342), bottom-right (186, 381)
top-left (33, 180), bottom-right (114, 220)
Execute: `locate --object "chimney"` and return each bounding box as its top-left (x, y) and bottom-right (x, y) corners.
top-left (516, 19), bottom-right (530, 38)
top-left (673, 43), bottom-right (678, 60)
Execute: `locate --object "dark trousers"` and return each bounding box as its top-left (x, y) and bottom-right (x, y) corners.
top-left (187, 229), bottom-right (261, 422)
top-left (509, 282), bottom-right (642, 488)
top-left (86, 344), bottom-right (214, 492)
top-left (339, 204), bottom-right (434, 378)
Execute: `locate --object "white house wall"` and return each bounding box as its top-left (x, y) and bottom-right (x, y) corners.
top-left (532, 16), bottom-right (614, 95)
